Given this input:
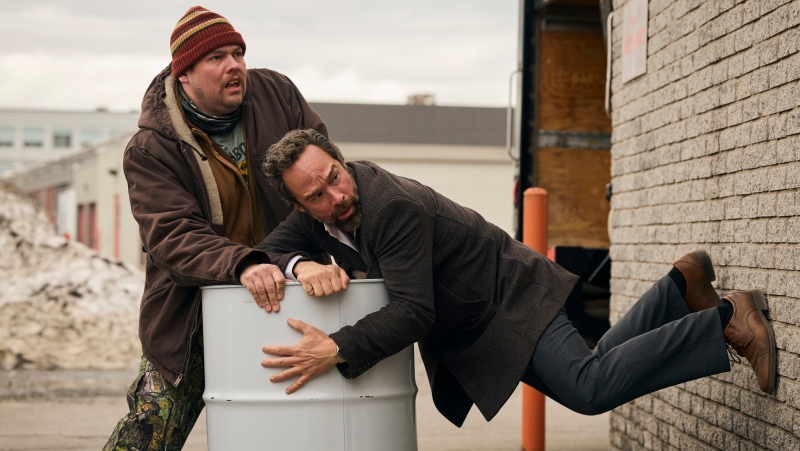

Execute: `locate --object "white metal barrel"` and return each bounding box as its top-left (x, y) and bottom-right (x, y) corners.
top-left (201, 280), bottom-right (418, 450)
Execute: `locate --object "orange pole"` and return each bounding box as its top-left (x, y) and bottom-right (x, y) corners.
top-left (521, 187), bottom-right (547, 451)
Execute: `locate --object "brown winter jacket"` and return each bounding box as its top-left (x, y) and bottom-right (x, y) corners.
top-left (123, 65), bottom-right (327, 385)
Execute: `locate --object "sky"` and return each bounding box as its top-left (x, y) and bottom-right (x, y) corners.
top-left (0, 0), bottom-right (521, 113)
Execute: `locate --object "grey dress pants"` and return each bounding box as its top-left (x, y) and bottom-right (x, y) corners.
top-left (522, 275), bottom-right (731, 415)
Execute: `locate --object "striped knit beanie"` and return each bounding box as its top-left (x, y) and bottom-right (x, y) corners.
top-left (170, 6), bottom-right (246, 76)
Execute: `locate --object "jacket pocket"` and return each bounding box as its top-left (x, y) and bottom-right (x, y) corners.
top-left (426, 275), bottom-right (488, 340)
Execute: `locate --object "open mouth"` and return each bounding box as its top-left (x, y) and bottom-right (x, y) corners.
top-left (338, 205), bottom-right (353, 220)
top-left (225, 80), bottom-right (241, 89)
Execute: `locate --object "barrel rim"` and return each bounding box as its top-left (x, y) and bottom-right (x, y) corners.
top-left (201, 279), bottom-right (386, 291)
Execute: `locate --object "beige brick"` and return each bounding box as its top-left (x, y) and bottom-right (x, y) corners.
top-left (609, 1), bottom-right (800, 449)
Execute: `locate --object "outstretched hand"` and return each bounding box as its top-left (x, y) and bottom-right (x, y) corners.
top-left (261, 318), bottom-right (340, 394)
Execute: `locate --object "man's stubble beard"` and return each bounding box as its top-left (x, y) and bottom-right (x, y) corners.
top-left (311, 173), bottom-right (362, 233)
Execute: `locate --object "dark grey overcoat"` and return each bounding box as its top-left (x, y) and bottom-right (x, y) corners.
top-left (259, 161), bottom-right (578, 426)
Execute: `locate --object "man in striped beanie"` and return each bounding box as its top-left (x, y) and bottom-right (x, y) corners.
top-left (170, 6), bottom-right (246, 77)
top-left (170, 6), bottom-right (248, 116)
top-left (104, 6), bottom-right (328, 450)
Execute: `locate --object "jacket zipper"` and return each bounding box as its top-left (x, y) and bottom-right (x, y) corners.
top-left (173, 140), bottom-right (211, 387)
top-left (174, 295), bottom-right (202, 387)
top-left (240, 122), bottom-right (258, 245)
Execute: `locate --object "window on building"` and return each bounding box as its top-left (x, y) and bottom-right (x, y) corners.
top-left (53, 129), bottom-right (72, 148)
top-left (77, 203), bottom-right (98, 248)
top-left (88, 202), bottom-right (98, 250)
top-left (43, 186), bottom-right (57, 225)
top-left (23, 128), bottom-right (44, 147)
top-left (0, 127), bottom-right (13, 147)
top-left (80, 129), bottom-right (103, 146)
top-left (77, 204), bottom-right (86, 244)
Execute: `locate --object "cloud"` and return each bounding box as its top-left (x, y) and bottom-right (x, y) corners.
top-left (0, 0), bottom-right (518, 111)
top-left (0, 53), bottom-right (165, 111)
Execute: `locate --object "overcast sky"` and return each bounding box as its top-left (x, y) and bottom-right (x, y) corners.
top-left (0, 1), bottom-right (520, 113)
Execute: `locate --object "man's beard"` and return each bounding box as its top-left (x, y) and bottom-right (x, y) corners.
top-left (313, 178), bottom-right (362, 233)
top-left (331, 197), bottom-right (362, 233)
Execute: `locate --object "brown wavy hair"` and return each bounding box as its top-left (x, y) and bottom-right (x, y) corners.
top-left (263, 129), bottom-right (345, 204)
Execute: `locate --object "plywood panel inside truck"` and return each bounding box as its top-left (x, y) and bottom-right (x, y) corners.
top-left (536, 26), bottom-right (611, 248)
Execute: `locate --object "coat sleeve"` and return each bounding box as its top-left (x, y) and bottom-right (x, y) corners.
top-left (256, 209), bottom-right (329, 270)
top-left (124, 142), bottom-right (268, 287)
top-left (330, 197), bottom-right (437, 378)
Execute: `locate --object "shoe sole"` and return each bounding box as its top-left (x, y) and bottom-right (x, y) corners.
top-left (751, 289), bottom-right (776, 395)
top-left (694, 250), bottom-right (716, 282)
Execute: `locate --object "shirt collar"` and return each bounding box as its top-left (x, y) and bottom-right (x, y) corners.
top-left (323, 224), bottom-right (358, 252)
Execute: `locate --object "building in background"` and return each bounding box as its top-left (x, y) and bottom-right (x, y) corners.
top-left (0, 108), bottom-right (139, 175)
top-left (2, 102), bottom-right (512, 270)
top-left (314, 102), bottom-right (513, 232)
top-left (3, 133), bottom-right (139, 265)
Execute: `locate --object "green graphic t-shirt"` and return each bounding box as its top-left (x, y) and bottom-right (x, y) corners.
top-left (210, 123), bottom-right (247, 183)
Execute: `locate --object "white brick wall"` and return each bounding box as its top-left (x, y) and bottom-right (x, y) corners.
top-left (608, 0), bottom-right (800, 449)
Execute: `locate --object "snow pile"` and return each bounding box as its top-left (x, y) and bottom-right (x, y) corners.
top-left (0, 181), bottom-right (143, 370)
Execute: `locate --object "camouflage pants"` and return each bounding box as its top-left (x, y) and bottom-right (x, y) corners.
top-left (103, 332), bottom-right (205, 451)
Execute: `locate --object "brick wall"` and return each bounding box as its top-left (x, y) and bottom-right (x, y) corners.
top-left (608, 0), bottom-right (800, 449)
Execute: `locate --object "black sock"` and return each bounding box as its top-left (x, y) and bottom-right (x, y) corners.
top-left (717, 300), bottom-right (734, 327)
top-left (668, 267), bottom-right (687, 297)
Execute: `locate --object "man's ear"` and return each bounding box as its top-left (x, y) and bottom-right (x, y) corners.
top-left (178, 74), bottom-right (189, 83)
top-left (293, 203), bottom-right (306, 213)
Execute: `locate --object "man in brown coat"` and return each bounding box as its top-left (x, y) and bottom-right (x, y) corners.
top-left (257, 129), bottom-right (776, 427)
top-left (104, 7), bottom-right (324, 450)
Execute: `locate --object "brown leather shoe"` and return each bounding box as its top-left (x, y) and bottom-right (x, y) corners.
top-left (673, 250), bottom-right (721, 312)
top-left (723, 290), bottom-right (776, 394)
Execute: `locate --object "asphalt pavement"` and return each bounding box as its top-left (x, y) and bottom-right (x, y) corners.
top-left (0, 350), bottom-right (610, 451)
